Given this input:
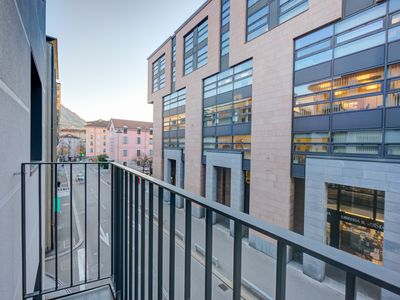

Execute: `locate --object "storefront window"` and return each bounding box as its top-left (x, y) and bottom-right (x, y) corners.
top-left (326, 183), bottom-right (384, 265)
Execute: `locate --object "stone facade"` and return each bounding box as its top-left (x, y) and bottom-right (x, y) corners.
top-left (303, 157), bottom-right (400, 299)
top-left (147, 0), bottom-right (343, 249)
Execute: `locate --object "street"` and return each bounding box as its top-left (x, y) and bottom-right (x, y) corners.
top-left (43, 167), bottom-right (376, 300)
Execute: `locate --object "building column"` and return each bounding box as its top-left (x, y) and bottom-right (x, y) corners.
top-left (205, 152), bottom-right (244, 235)
top-left (163, 149), bottom-right (184, 208)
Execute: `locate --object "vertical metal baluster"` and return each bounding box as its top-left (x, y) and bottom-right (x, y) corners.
top-left (169, 192), bottom-right (176, 300)
top-left (124, 171), bottom-right (129, 299)
top-left (276, 240), bottom-right (287, 300)
top-left (120, 169), bottom-right (125, 300)
top-left (21, 164), bottom-right (26, 297)
top-left (148, 183), bottom-right (154, 299)
top-left (85, 164), bottom-right (88, 283)
top-left (158, 187), bottom-right (164, 300)
top-left (129, 174), bottom-right (133, 300)
top-left (55, 164), bottom-right (59, 290)
top-left (184, 200), bottom-right (192, 300)
top-left (345, 273), bottom-right (356, 300)
top-left (38, 164), bottom-right (42, 295)
top-left (70, 164), bottom-right (73, 286)
top-left (233, 221), bottom-right (242, 300)
top-left (98, 164), bottom-right (101, 280)
top-left (111, 164), bottom-right (114, 277)
top-left (141, 179), bottom-right (146, 299)
top-left (205, 208), bottom-right (213, 300)
top-left (134, 176), bottom-right (139, 300)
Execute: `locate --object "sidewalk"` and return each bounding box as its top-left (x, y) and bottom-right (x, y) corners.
top-left (149, 188), bottom-right (378, 300)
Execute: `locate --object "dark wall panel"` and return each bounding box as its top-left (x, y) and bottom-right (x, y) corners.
top-left (386, 107), bottom-right (400, 128)
top-left (204, 96), bottom-right (217, 108)
top-left (234, 85), bottom-right (252, 100)
top-left (344, 0), bottom-right (374, 17)
top-left (333, 46), bottom-right (385, 76)
top-left (332, 109), bottom-right (382, 130)
top-left (232, 123), bottom-right (251, 135)
top-left (294, 62), bottom-right (331, 86)
top-left (216, 125), bottom-right (232, 136)
top-left (293, 115), bottom-right (330, 132)
top-left (292, 164), bottom-right (305, 178)
top-left (388, 41), bottom-right (400, 63)
top-left (203, 127), bottom-right (216, 136)
top-left (217, 91), bottom-right (233, 104)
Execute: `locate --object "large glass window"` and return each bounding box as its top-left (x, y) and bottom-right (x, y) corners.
top-left (326, 183), bottom-right (384, 265)
top-left (163, 89), bottom-right (186, 149)
top-left (203, 60), bottom-right (253, 159)
top-left (184, 20), bottom-right (208, 75)
top-left (332, 131), bottom-right (382, 155)
top-left (279, 0), bottom-right (308, 24)
top-left (152, 54), bottom-right (165, 92)
top-left (292, 132), bottom-right (329, 164)
top-left (294, 3), bottom-right (388, 71)
top-left (246, 0), bottom-right (269, 41)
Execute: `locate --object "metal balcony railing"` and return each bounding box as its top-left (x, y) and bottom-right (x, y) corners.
top-left (21, 162), bottom-right (400, 300)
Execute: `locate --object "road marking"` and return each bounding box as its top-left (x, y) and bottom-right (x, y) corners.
top-left (100, 225), bottom-right (110, 247)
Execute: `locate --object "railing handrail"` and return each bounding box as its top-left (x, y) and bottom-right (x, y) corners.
top-left (111, 162), bottom-right (400, 296)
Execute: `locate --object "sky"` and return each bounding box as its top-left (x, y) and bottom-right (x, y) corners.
top-left (46, 0), bottom-right (205, 122)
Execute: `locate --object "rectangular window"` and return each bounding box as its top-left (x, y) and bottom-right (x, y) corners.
top-left (184, 20), bottom-right (208, 75)
top-left (332, 131), bottom-right (382, 155)
top-left (163, 89), bottom-right (186, 149)
top-left (123, 136), bottom-right (128, 144)
top-left (137, 137), bottom-right (141, 144)
top-left (293, 103), bottom-right (330, 117)
top-left (386, 130), bottom-right (400, 156)
top-left (326, 183), bottom-right (384, 265)
top-left (279, 0), bottom-right (308, 24)
top-left (332, 95), bottom-right (383, 113)
top-left (389, 25), bottom-right (400, 42)
top-left (123, 150), bottom-right (128, 157)
top-left (334, 31), bottom-right (386, 59)
top-left (137, 150), bottom-right (141, 157)
top-left (247, 2), bottom-right (269, 41)
top-left (152, 54), bottom-right (166, 92)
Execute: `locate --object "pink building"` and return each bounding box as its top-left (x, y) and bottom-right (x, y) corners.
top-left (108, 119), bottom-right (153, 166)
top-left (85, 119), bottom-right (109, 158)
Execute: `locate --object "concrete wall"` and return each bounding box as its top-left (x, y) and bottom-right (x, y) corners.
top-left (0, 0), bottom-right (48, 299)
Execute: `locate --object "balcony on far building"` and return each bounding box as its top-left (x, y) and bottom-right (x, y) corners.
top-left (20, 162), bottom-right (400, 300)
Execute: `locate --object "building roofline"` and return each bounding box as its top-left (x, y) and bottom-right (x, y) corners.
top-left (147, 0), bottom-right (211, 60)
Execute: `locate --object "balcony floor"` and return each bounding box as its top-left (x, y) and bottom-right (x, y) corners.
top-left (54, 286), bottom-right (114, 300)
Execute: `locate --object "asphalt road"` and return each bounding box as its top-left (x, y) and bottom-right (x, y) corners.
top-left (45, 164), bottom-right (112, 290)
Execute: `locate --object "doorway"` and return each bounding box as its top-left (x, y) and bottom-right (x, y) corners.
top-left (215, 167), bottom-right (231, 228)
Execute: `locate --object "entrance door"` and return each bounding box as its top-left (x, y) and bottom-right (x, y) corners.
top-left (170, 160), bottom-right (176, 186)
top-left (216, 167), bottom-right (231, 228)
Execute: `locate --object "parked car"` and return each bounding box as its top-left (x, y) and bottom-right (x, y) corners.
top-left (76, 173), bottom-right (85, 184)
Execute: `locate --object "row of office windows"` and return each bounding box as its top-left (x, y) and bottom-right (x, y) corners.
top-left (246, 0), bottom-right (308, 41)
top-left (203, 60), bottom-right (253, 159)
top-left (203, 60), bottom-right (252, 126)
top-left (203, 135), bottom-right (251, 159)
top-left (294, 0), bottom-right (400, 71)
top-left (152, 54), bottom-right (165, 92)
top-left (184, 20), bottom-right (208, 75)
top-left (221, 0), bottom-right (231, 62)
top-left (163, 137), bottom-right (185, 149)
top-left (293, 129), bottom-right (400, 165)
top-left (152, 0), bottom-right (309, 93)
top-left (163, 89), bottom-right (186, 149)
top-left (293, 64), bottom-right (400, 116)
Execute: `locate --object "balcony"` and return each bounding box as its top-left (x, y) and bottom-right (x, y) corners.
top-left (21, 162), bottom-right (400, 299)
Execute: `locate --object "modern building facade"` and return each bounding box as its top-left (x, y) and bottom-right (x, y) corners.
top-left (85, 119), bottom-right (110, 158)
top-left (108, 119), bottom-right (153, 166)
top-left (147, 0), bottom-right (400, 286)
top-left (0, 0), bottom-right (58, 298)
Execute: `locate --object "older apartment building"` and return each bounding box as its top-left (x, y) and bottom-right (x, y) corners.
top-left (148, 0), bottom-right (400, 281)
